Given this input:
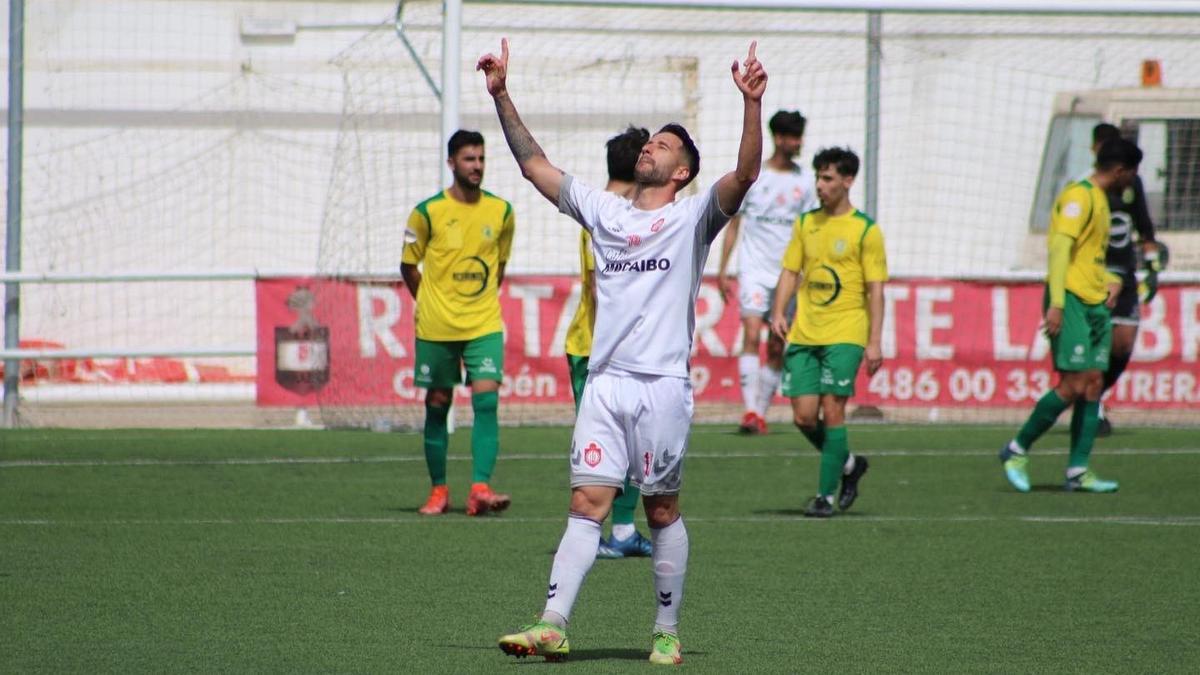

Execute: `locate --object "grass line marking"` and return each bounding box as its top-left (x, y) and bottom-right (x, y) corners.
top-left (3, 515), bottom-right (1199, 527)
top-left (3, 447), bottom-right (1199, 469)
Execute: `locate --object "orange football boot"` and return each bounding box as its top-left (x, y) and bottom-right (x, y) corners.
top-left (418, 485), bottom-right (450, 515)
top-left (466, 482), bottom-right (511, 516)
top-left (738, 411), bottom-right (759, 434)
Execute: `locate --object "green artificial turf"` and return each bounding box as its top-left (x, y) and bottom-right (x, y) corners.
top-left (1, 425), bottom-right (1197, 673)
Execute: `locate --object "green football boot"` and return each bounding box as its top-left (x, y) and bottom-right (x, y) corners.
top-left (999, 444), bottom-right (1031, 493)
top-left (649, 630), bottom-right (683, 665)
top-left (1065, 470), bottom-right (1119, 493)
top-left (498, 620), bottom-right (569, 662)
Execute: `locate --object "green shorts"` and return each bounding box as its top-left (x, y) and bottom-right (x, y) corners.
top-left (1047, 290), bottom-right (1111, 372)
top-left (414, 332), bottom-right (504, 389)
top-left (781, 343), bottom-right (864, 397)
top-left (566, 354), bottom-right (589, 412)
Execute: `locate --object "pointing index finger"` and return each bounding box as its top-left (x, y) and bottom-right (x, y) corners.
top-left (501, 37), bottom-right (509, 62)
top-left (747, 40), bottom-right (757, 62)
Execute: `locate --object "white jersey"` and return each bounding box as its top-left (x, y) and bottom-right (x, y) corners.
top-left (559, 175), bottom-right (731, 379)
top-left (735, 164), bottom-right (817, 285)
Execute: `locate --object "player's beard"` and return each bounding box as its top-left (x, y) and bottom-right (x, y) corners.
top-left (454, 168), bottom-right (483, 190)
top-left (634, 159), bottom-right (672, 187)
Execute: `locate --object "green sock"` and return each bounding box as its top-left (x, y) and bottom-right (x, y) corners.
top-left (611, 477), bottom-right (638, 525)
top-left (423, 403), bottom-right (450, 486)
top-left (800, 420), bottom-right (826, 452)
top-left (1068, 400), bottom-right (1101, 470)
top-left (470, 391), bottom-right (500, 483)
top-left (1069, 399), bottom-right (1085, 452)
top-left (1015, 390), bottom-right (1069, 451)
top-left (818, 426), bottom-right (849, 497)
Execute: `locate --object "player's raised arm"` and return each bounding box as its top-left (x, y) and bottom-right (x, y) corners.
top-left (477, 38), bottom-right (565, 206)
top-left (716, 41), bottom-right (766, 215)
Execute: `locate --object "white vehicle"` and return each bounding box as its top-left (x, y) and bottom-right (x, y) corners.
top-left (1029, 87), bottom-right (1199, 269)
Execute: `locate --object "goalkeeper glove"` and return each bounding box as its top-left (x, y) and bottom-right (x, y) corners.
top-left (1138, 242), bottom-right (1168, 304)
top-left (1138, 269), bottom-right (1159, 304)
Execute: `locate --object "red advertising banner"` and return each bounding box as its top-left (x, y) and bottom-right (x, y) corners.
top-left (257, 276), bottom-right (1200, 410)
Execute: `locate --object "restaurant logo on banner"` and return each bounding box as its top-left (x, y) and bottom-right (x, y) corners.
top-left (273, 285), bottom-right (330, 394)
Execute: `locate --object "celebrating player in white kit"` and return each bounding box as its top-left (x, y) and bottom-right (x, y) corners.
top-left (717, 109), bottom-right (817, 434)
top-left (478, 38), bottom-right (766, 665)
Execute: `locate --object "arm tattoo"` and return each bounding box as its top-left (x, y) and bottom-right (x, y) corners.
top-left (494, 94), bottom-right (546, 165)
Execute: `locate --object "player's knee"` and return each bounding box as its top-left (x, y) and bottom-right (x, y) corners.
top-left (643, 498), bottom-right (679, 529)
top-left (793, 411), bottom-right (818, 430)
top-left (1111, 342), bottom-right (1135, 360)
top-left (820, 398), bottom-right (847, 425)
top-left (425, 388), bottom-right (452, 408)
top-left (765, 342), bottom-right (785, 365)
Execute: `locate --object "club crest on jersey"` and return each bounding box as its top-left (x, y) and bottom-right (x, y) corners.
top-left (482, 225), bottom-right (494, 239)
top-left (834, 239), bottom-right (847, 255)
top-left (650, 217), bottom-right (665, 233)
top-left (627, 234), bottom-right (642, 247)
top-left (584, 441), bottom-right (603, 468)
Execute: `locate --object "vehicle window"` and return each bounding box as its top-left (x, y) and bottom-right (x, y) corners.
top-left (1030, 115), bottom-right (1100, 231)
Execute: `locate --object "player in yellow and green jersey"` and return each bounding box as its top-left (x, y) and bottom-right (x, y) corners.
top-left (769, 147), bottom-right (886, 518)
top-left (563, 125), bottom-right (654, 559)
top-left (999, 138), bottom-right (1143, 494)
top-left (401, 129), bottom-right (516, 517)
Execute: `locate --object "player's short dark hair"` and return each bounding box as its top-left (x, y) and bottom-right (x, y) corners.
top-left (768, 110), bottom-right (807, 137)
top-left (448, 129), bottom-right (485, 158)
top-left (1096, 138), bottom-right (1143, 171)
top-left (606, 125), bottom-right (650, 182)
top-left (658, 123), bottom-right (700, 189)
top-left (813, 147), bottom-right (859, 177)
top-left (1092, 123), bottom-right (1121, 146)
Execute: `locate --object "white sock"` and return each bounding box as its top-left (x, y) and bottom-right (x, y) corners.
top-left (543, 515), bottom-right (601, 625)
top-left (650, 517), bottom-right (688, 634)
top-left (1098, 401), bottom-right (1107, 421)
top-left (1066, 466), bottom-right (1087, 480)
top-left (756, 366), bottom-right (781, 417)
top-left (738, 354), bottom-right (759, 414)
top-left (843, 453), bottom-right (856, 475)
top-left (611, 522), bottom-right (636, 540)
top-left (1008, 440), bottom-right (1026, 456)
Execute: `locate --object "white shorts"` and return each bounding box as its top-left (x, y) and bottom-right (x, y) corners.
top-left (737, 273), bottom-right (795, 323)
top-left (570, 367), bottom-right (693, 495)
top-left (737, 274), bottom-right (775, 318)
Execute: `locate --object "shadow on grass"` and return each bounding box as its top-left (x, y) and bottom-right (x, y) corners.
top-left (445, 644), bottom-right (666, 663)
top-left (749, 508), bottom-right (870, 518)
top-left (751, 508), bottom-right (807, 517)
top-left (1030, 484), bottom-right (1070, 493)
top-left (561, 647), bottom-right (654, 662)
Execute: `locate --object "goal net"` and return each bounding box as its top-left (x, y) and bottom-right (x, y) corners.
top-left (7, 1), bottom-right (1200, 428)
top-left (313, 2), bottom-right (1200, 428)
